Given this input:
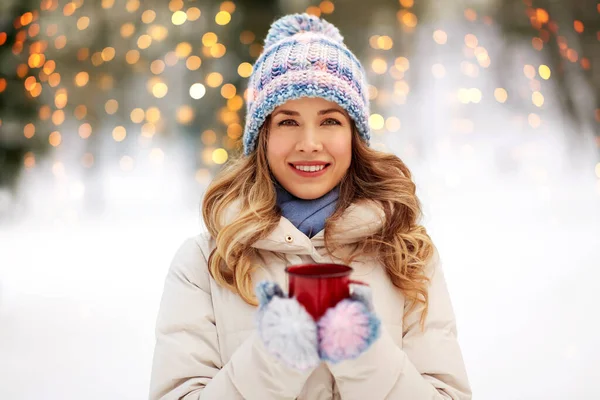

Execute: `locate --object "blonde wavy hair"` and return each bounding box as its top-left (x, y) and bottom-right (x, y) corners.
top-left (202, 118), bottom-right (435, 328)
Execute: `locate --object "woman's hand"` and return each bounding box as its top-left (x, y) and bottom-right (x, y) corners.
top-left (254, 281), bottom-right (381, 369)
top-left (316, 284), bottom-right (381, 363)
top-left (254, 281), bottom-right (320, 371)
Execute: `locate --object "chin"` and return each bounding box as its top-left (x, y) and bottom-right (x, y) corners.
top-left (287, 183), bottom-right (332, 200)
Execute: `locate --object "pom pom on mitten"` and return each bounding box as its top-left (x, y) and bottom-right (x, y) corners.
top-left (255, 281), bottom-right (320, 371)
top-left (317, 285), bottom-right (381, 363)
top-left (256, 280), bottom-right (285, 307)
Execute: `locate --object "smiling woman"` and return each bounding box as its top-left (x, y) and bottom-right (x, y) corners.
top-left (150, 13), bottom-right (471, 400)
top-left (267, 97), bottom-right (352, 200)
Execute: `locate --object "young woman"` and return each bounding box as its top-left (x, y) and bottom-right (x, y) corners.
top-left (150, 13), bottom-right (471, 400)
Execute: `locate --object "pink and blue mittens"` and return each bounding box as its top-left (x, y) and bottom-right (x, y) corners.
top-left (317, 284), bottom-right (381, 363)
top-left (255, 281), bottom-right (320, 371)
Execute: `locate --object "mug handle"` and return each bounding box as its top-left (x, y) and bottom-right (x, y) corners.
top-left (349, 279), bottom-right (369, 287)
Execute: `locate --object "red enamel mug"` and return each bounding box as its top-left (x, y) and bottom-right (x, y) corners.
top-left (285, 263), bottom-right (367, 321)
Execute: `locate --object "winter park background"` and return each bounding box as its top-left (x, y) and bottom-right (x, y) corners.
top-left (0, 0), bottom-right (599, 399)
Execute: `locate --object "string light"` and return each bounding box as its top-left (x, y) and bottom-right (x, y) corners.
top-left (220, 84), bottom-right (236, 99)
top-left (150, 60), bottom-right (165, 74)
top-left (168, 0), bottom-right (184, 12)
top-left (494, 88), bottom-right (508, 103)
top-left (0, 0), bottom-right (596, 204)
top-left (186, 56), bottom-right (202, 70)
top-left (212, 148), bottom-right (228, 164)
top-left (24, 123), bottom-right (35, 138)
top-left (137, 34), bottom-right (152, 49)
top-left (172, 11), bottom-right (187, 25)
top-left (79, 123), bottom-right (92, 139)
top-left (371, 58), bottom-right (388, 74)
top-left (206, 72), bottom-right (223, 88)
top-left (74, 71), bottom-right (89, 86)
top-left (539, 65), bottom-right (551, 79)
top-left (77, 17), bottom-right (90, 30)
top-left (176, 105), bottom-right (195, 125)
top-left (112, 126), bottom-right (127, 142)
top-left (190, 83), bottom-right (206, 99)
top-left (306, 6), bottom-right (321, 17)
top-left (532, 91), bottom-right (545, 107)
top-left (152, 82), bottom-right (168, 98)
top-left (320, 1), bottom-right (335, 14)
top-left (202, 32), bottom-right (218, 47)
top-left (433, 30), bottom-right (448, 45)
top-left (227, 123), bottom-right (242, 139)
top-left (227, 95), bottom-right (243, 111)
top-left (187, 8), bottom-right (201, 21)
top-left (465, 34), bottom-right (478, 48)
top-left (24, 152), bottom-right (36, 169)
top-left (369, 114), bottom-right (385, 130)
top-left (141, 10), bottom-right (156, 24)
top-left (464, 9), bottom-right (477, 21)
top-left (376, 36), bottom-right (393, 50)
top-left (215, 11), bottom-right (231, 25)
top-left (130, 108), bottom-right (145, 123)
top-left (146, 107), bottom-right (161, 123)
top-left (74, 105), bottom-right (87, 120)
top-left (105, 99), bottom-right (119, 114)
top-left (49, 131), bottom-right (62, 146)
top-left (52, 110), bottom-right (65, 125)
top-left (398, 11), bottom-right (418, 29)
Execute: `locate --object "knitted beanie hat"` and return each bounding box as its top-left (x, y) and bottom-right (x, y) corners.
top-left (242, 13), bottom-right (371, 155)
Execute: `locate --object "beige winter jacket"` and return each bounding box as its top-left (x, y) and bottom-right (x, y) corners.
top-left (149, 199), bottom-right (472, 399)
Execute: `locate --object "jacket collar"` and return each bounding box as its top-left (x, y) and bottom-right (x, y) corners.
top-left (220, 198), bottom-right (385, 255)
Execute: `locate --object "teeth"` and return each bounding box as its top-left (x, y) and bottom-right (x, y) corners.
top-left (294, 164), bottom-right (325, 172)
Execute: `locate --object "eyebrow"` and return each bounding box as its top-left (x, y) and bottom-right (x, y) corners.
top-left (271, 108), bottom-right (346, 118)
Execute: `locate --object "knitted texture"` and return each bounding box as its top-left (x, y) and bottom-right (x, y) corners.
top-left (242, 13), bottom-right (371, 155)
top-left (255, 281), bottom-right (320, 371)
top-left (317, 285), bottom-right (381, 363)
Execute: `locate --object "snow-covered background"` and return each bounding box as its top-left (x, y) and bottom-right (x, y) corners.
top-left (1, 172), bottom-right (599, 399)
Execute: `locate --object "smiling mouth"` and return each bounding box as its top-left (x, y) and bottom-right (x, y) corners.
top-left (289, 163), bottom-right (330, 172)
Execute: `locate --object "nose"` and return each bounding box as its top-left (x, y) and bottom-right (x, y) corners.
top-left (295, 127), bottom-right (323, 153)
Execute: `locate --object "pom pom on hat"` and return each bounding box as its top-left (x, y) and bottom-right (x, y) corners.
top-left (264, 13), bottom-right (344, 48)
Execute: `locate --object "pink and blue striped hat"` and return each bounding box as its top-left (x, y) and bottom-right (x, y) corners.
top-left (242, 13), bottom-right (371, 155)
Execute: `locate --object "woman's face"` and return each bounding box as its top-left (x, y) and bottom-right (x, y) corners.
top-left (267, 97), bottom-right (353, 200)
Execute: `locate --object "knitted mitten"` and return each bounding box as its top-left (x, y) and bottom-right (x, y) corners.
top-left (255, 281), bottom-right (320, 371)
top-left (316, 284), bottom-right (381, 363)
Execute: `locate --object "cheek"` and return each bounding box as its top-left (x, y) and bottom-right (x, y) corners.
top-left (328, 132), bottom-right (352, 167)
top-left (266, 133), bottom-right (292, 166)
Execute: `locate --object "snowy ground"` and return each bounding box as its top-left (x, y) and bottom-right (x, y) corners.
top-left (1, 172), bottom-right (599, 399)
